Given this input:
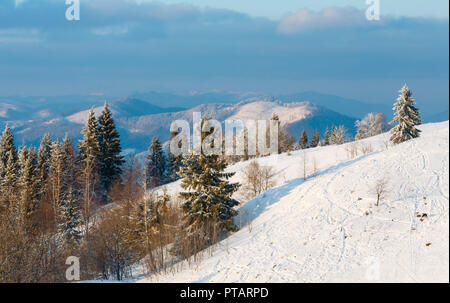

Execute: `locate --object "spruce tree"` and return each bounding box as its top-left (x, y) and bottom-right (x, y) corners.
top-left (36, 134), bottom-right (52, 200)
top-left (167, 152), bottom-right (183, 183)
top-left (178, 117), bottom-right (240, 243)
top-left (0, 150), bottom-right (18, 212)
top-left (78, 109), bottom-right (101, 166)
top-left (18, 146), bottom-right (38, 223)
top-left (0, 124), bottom-right (18, 178)
top-left (3, 150), bottom-right (17, 189)
top-left (323, 127), bottom-right (330, 146)
top-left (59, 189), bottom-right (82, 247)
top-left (330, 125), bottom-right (337, 145)
top-left (98, 103), bottom-right (124, 197)
top-left (167, 126), bottom-right (184, 182)
top-left (300, 130), bottom-right (308, 149)
top-left (390, 84), bottom-right (422, 144)
top-left (310, 130), bottom-right (320, 148)
top-left (77, 109), bottom-right (101, 224)
top-left (61, 134), bottom-right (77, 193)
top-left (145, 137), bottom-right (166, 189)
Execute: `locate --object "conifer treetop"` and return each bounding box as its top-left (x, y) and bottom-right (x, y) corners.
top-left (390, 84), bottom-right (422, 144)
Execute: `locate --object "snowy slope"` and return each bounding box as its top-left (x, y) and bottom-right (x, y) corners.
top-left (141, 121), bottom-right (449, 283)
top-left (227, 101), bottom-right (312, 124)
top-left (9, 98), bottom-right (356, 153)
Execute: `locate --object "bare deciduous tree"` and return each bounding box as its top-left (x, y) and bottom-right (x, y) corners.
top-left (360, 143), bottom-right (373, 155)
top-left (346, 142), bottom-right (359, 159)
top-left (242, 161), bottom-right (275, 199)
top-left (371, 177), bottom-right (389, 207)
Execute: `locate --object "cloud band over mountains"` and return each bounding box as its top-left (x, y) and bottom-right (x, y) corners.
top-left (0, 0), bottom-right (448, 101)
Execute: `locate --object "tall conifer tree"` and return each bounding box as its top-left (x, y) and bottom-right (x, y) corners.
top-left (98, 103), bottom-right (124, 198)
top-left (145, 137), bottom-right (166, 189)
top-left (323, 127), bottom-right (330, 146)
top-left (78, 109), bottom-right (101, 166)
top-left (18, 146), bottom-right (38, 223)
top-left (390, 84), bottom-right (422, 144)
top-left (310, 130), bottom-right (320, 148)
top-left (178, 117), bottom-right (240, 243)
top-left (300, 130), bottom-right (308, 149)
top-left (0, 124), bottom-right (18, 178)
top-left (36, 134), bottom-right (52, 200)
top-left (59, 189), bottom-right (82, 247)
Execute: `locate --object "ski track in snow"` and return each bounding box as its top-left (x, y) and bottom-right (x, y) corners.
top-left (136, 121), bottom-right (449, 283)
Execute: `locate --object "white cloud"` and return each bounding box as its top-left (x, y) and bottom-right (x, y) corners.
top-left (0, 28), bottom-right (42, 44)
top-left (14, 0), bottom-right (27, 8)
top-left (92, 24), bottom-right (130, 36)
top-left (278, 7), bottom-right (370, 34)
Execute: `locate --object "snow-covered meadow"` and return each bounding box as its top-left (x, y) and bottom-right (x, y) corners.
top-left (139, 121), bottom-right (449, 283)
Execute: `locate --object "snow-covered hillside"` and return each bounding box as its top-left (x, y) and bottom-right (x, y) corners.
top-left (9, 98), bottom-right (357, 153)
top-left (140, 121), bottom-right (449, 283)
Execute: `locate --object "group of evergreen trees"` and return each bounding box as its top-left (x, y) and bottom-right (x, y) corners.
top-left (297, 84), bottom-right (421, 149)
top-left (296, 125), bottom-right (347, 150)
top-left (145, 137), bottom-right (183, 190)
top-left (0, 103), bottom-right (124, 249)
top-left (146, 117), bottom-right (240, 250)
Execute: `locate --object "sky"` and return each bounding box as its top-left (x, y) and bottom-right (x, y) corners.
top-left (143, 0), bottom-right (450, 20)
top-left (0, 0), bottom-right (448, 113)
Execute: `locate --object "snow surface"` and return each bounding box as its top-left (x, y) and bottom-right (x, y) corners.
top-left (138, 121), bottom-right (449, 283)
top-left (227, 101), bottom-right (313, 125)
top-left (66, 106), bottom-right (104, 125)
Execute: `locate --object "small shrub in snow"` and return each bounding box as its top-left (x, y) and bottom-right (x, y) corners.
top-left (371, 178), bottom-right (389, 207)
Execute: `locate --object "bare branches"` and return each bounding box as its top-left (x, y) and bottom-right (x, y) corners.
top-left (242, 160), bottom-right (275, 199)
top-left (371, 177), bottom-right (389, 207)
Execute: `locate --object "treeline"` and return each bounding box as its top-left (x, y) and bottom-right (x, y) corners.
top-left (0, 103), bottom-right (126, 281)
top-left (0, 110), bottom-right (241, 281)
top-left (289, 113), bottom-right (391, 152)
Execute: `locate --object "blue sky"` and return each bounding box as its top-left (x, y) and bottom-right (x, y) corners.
top-left (0, 0), bottom-right (448, 113)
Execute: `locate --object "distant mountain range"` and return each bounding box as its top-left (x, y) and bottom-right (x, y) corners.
top-left (1, 91), bottom-right (447, 154)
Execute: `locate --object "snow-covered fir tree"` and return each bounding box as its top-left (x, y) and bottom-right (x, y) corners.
top-left (390, 84), bottom-right (422, 144)
top-left (59, 189), bottom-right (82, 247)
top-left (61, 134), bottom-right (77, 193)
top-left (78, 108), bottom-right (101, 166)
top-left (0, 124), bottom-right (18, 178)
top-left (0, 150), bottom-right (18, 211)
top-left (330, 125), bottom-right (337, 144)
top-left (178, 117), bottom-right (240, 244)
top-left (167, 152), bottom-right (183, 183)
top-left (167, 123), bottom-right (186, 182)
top-left (310, 130), bottom-right (320, 148)
top-left (323, 127), bottom-right (330, 146)
top-left (18, 146), bottom-right (38, 223)
top-left (299, 130), bottom-right (308, 149)
top-left (77, 109), bottom-right (102, 227)
top-left (36, 134), bottom-right (52, 200)
top-left (145, 137), bottom-right (166, 189)
top-left (98, 102), bottom-right (124, 198)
